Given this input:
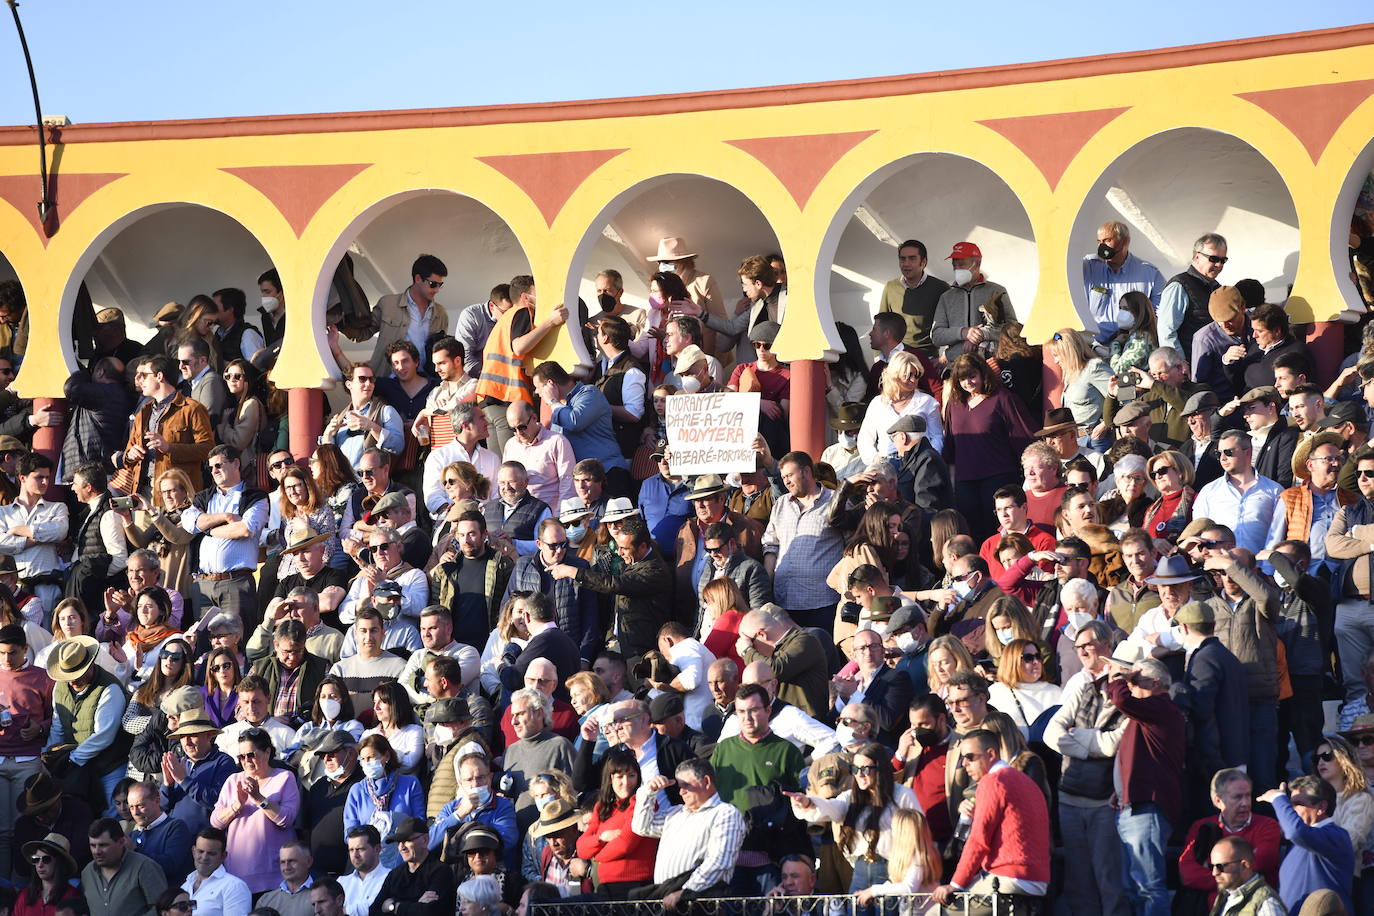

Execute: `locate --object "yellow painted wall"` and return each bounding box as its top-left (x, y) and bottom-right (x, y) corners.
top-left (1, 28), bottom-right (1372, 397)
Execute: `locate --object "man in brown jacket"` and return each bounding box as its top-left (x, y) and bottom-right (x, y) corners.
top-left (673, 474), bottom-right (763, 625)
top-left (112, 354), bottom-right (213, 495)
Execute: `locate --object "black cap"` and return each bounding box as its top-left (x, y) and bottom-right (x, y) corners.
top-left (649, 691), bottom-right (685, 723)
top-left (1318, 400), bottom-right (1365, 429)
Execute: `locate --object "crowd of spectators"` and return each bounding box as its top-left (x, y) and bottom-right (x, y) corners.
top-left (0, 222), bottom-right (1371, 916)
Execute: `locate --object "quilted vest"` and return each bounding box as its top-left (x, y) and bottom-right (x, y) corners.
top-left (56, 667), bottom-right (131, 775)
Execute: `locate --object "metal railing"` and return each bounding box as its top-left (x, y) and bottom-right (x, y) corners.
top-left (530, 883), bottom-right (1040, 916)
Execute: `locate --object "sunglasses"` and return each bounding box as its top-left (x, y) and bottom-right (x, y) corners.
top-left (838, 717), bottom-right (869, 728)
top-left (1315, 750), bottom-right (1336, 763)
top-left (162, 653), bottom-right (186, 663)
top-left (1150, 467), bottom-right (1172, 478)
top-left (1208, 860), bottom-right (1240, 872)
top-left (959, 752), bottom-right (984, 763)
top-left (1358, 470), bottom-right (1374, 480)
top-left (223, 373), bottom-right (244, 381)
top-left (543, 540), bottom-right (569, 551)
top-left (1052, 333), bottom-right (1064, 342)
top-left (1219, 447), bottom-right (1248, 458)
top-left (1197, 253), bottom-right (1229, 265)
top-left (29, 854), bottom-right (51, 865)
top-left (422, 278), bottom-right (444, 289)
top-left (211, 662), bottom-right (236, 672)
top-left (1352, 735), bottom-right (1374, 747)
top-left (358, 468), bottom-right (380, 477)
top-left (207, 462), bottom-right (232, 471)
top-left (270, 458), bottom-right (294, 470)
top-left (704, 543), bottom-right (728, 555)
top-left (852, 764), bottom-right (878, 775)
top-left (1021, 651), bottom-right (1042, 662)
top-left (353, 376), bottom-right (376, 384)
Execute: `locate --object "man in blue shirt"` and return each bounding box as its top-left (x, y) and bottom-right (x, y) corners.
top-left (1192, 430), bottom-right (1285, 555)
top-left (181, 444), bottom-right (271, 623)
top-left (1081, 221), bottom-right (1164, 333)
top-left (1259, 777), bottom-right (1354, 914)
top-left (637, 441), bottom-right (692, 556)
top-left (532, 361), bottom-right (631, 497)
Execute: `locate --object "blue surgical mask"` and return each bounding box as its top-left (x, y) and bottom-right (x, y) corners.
top-left (996, 628), bottom-right (1015, 645)
top-left (534, 794), bottom-right (555, 810)
top-left (469, 785), bottom-right (492, 807)
top-left (952, 579), bottom-right (973, 600)
top-left (361, 760), bottom-right (386, 781)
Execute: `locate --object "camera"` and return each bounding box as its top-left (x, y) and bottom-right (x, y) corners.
top-left (839, 601), bottom-right (862, 625)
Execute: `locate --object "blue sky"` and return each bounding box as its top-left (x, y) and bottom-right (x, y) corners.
top-left (1, 2), bottom-right (1371, 125)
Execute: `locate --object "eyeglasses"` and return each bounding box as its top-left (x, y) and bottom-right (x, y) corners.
top-left (1309, 455), bottom-right (1343, 464)
top-left (29, 854), bottom-right (51, 865)
top-left (1209, 860), bottom-right (1241, 872)
top-left (1196, 252), bottom-right (1229, 265)
top-left (1021, 651), bottom-right (1042, 662)
top-left (422, 278), bottom-right (444, 289)
top-left (1315, 750), bottom-right (1336, 763)
top-left (838, 717), bottom-right (869, 728)
top-left (353, 376), bottom-right (376, 385)
top-left (358, 468), bottom-right (380, 477)
top-left (223, 373), bottom-right (244, 381)
top-left (1150, 467), bottom-right (1172, 479)
top-left (1358, 470), bottom-right (1374, 480)
top-left (1073, 641), bottom-right (1099, 652)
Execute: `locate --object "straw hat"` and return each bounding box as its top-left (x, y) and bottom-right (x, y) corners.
top-left (530, 798), bottom-right (582, 838)
top-left (22, 833), bottom-right (76, 874)
top-left (1291, 431), bottom-right (1345, 483)
top-left (45, 636), bottom-right (100, 682)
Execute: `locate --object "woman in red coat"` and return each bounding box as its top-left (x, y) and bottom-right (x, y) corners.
top-left (573, 747), bottom-right (659, 898)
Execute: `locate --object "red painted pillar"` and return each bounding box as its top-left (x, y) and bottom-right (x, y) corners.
top-left (1305, 321), bottom-right (1344, 388)
top-left (288, 388), bottom-right (324, 461)
top-left (31, 397), bottom-right (66, 497)
top-left (790, 359), bottom-right (826, 459)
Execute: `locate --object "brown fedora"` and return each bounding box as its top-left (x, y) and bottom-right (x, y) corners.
top-left (20, 771), bottom-right (62, 815)
top-left (1035, 407), bottom-right (1077, 438)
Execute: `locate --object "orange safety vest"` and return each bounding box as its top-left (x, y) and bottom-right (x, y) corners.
top-left (474, 304), bottom-right (534, 405)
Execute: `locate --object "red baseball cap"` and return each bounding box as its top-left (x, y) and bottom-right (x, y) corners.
top-left (946, 242), bottom-right (982, 260)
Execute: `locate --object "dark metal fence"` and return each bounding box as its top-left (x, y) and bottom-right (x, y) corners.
top-left (530, 885), bottom-right (1042, 916)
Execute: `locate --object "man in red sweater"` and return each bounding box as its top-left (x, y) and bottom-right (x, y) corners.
top-left (932, 729), bottom-right (1050, 909)
top-left (1176, 767), bottom-right (1282, 908)
top-left (894, 694), bottom-right (952, 844)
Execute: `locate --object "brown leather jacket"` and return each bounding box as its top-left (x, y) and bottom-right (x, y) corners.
top-left (116, 393), bottom-right (214, 491)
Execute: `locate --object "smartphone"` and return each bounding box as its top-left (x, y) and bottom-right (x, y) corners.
top-left (111, 496), bottom-right (137, 511)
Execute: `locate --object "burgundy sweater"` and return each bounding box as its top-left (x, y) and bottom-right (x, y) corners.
top-left (0, 665), bottom-right (53, 756)
top-left (1105, 677), bottom-right (1187, 826)
top-left (943, 388), bottom-right (1035, 481)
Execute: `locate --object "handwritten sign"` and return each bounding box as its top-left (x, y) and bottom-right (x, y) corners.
top-left (664, 391), bottom-right (761, 476)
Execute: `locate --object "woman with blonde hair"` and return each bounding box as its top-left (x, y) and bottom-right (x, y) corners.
top-left (1143, 450), bottom-right (1196, 545)
top-left (1048, 328), bottom-right (1113, 453)
top-left (180, 296), bottom-right (222, 371)
top-left (480, 593), bottom-right (529, 697)
top-left (854, 808), bottom-right (943, 907)
top-left (982, 598), bottom-right (1041, 669)
top-left (1314, 733), bottom-right (1374, 871)
top-left (988, 638), bottom-right (1062, 741)
top-left (926, 634), bottom-right (975, 700)
top-left (121, 468), bottom-right (197, 600)
top-left (699, 577), bottom-right (747, 667)
top-left (857, 350), bottom-right (943, 464)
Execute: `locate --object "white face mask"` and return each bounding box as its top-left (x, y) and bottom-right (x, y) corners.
top-left (952, 268), bottom-right (974, 286)
top-left (1273, 571), bottom-right (1291, 590)
top-left (680, 375), bottom-right (702, 394)
top-left (1116, 309), bottom-right (1136, 331)
top-left (1067, 610), bottom-right (1095, 632)
top-left (895, 631), bottom-right (917, 652)
top-left (261, 296), bottom-right (282, 314)
top-left (324, 763), bottom-right (344, 780)
top-left (834, 724), bottom-right (856, 747)
top-left (839, 431), bottom-right (858, 448)
top-left (433, 724), bottom-right (457, 746)
top-left (469, 785), bottom-right (492, 807)
top-left (659, 261), bottom-right (677, 273)
top-left (320, 697), bottom-right (342, 722)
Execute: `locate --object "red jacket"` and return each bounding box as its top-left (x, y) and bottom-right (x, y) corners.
top-left (979, 523), bottom-right (1056, 577)
top-left (1178, 813), bottom-right (1282, 906)
top-left (574, 796), bottom-right (659, 884)
top-left (904, 742), bottom-right (951, 844)
top-left (953, 763), bottom-right (1052, 889)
